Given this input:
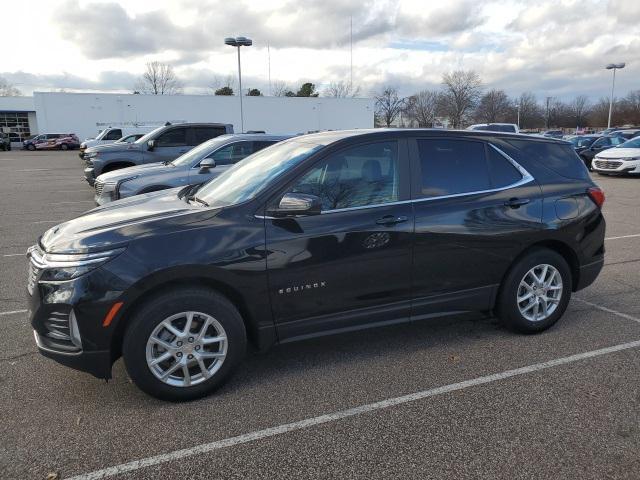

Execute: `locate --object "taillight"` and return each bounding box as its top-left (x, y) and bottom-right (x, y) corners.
top-left (587, 186), bottom-right (605, 208)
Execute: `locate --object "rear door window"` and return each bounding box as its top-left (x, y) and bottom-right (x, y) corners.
top-left (416, 139), bottom-right (491, 197)
top-left (192, 127), bottom-right (227, 145)
top-left (253, 140), bottom-right (277, 152)
top-left (156, 128), bottom-right (187, 147)
top-left (487, 145), bottom-right (523, 188)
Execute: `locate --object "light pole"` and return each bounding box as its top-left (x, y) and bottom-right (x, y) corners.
top-left (605, 62), bottom-right (625, 129)
top-left (225, 36), bottom-right (252, 132)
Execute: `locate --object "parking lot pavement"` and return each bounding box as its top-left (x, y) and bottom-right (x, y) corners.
top-left (1, 150), bottom-right (640, 479)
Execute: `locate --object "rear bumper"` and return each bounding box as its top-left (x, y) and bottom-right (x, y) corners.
top-left (575, 257), bottom-right (604, 291)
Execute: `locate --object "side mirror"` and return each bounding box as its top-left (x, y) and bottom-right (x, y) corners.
top-left (199, 158), bottom-right (216, 173)
top-left (268, 193), bottom-right (322, 217)
top-left (147, 139), bottom-right (155, 151)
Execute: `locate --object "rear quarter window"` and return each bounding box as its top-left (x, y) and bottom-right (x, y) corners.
top-left (505, 140), bottom-right (590, 181)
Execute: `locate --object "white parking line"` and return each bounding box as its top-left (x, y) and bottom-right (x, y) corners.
top-left (0, 309), bottom-right (27, 316)
top-left (573, 298), bottom-right (640, 324)
top-left (2, 253), bottom-right (24, 257)
top-left (66, 338), bottom-right (640, 480)
top-left (605, 233), bottom-right (640, 241)
top-left (31, 220), bottom-right (63, 224)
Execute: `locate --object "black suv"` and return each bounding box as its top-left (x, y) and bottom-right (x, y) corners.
top-left (28, 129), bottom-right (605, 401)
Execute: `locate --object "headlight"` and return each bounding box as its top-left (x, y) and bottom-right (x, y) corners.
top-left (28, 245), bottom-right (125, 282)
top-left (116, 175), bottom-right (140, 197)
top-left (626, 156), bottom-right (640, 161)
top-left (85, 152), bottom-right (99, 159)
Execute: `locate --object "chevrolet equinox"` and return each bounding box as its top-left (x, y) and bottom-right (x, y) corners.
top-left (28, 129), bottom-right (605, 401)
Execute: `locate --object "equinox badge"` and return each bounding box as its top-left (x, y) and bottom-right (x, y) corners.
top-left (278, 282), bottom-right (326, 295)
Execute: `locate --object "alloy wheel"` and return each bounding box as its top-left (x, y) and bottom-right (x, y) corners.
top-left (516, 264), bottom-right (563, 322)
top-left (145, 311), bottom-right (227, 387)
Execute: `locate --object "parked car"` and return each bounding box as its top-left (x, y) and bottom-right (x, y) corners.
top-left (94, 134), bottom-right (289, 205)
top-left (28, 129), bottom-right (605, 401)
top-left (592, 136), bottom-right (640, 176)
top-left (116, 133), bottom-right (145, 144)
top-left (600, 126), bottom-right (639, 135)
top-left (467, 123), bottom-right (520, 133)
top-left (35, 133), bottom-right (80, 151)
top-left (82, 122), bottom-right (234, 185)
top-left (0, 132), bottom-right (11, 151)
top-left (610, 129), bottom-right (640, 140)
top-left (579, 134), bottom-right (626, 169)
top-left (541, 130), bottom-right (564, 139)
top-left (565, 135), bottom-right (600, 168)
top-left (23, 133), bottom-right (76, 151)
top-left (80, 126), bottom-right (156, 156)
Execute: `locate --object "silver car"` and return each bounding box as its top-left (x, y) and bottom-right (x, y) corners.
top-left (94, 134), bottom-right (290, 205)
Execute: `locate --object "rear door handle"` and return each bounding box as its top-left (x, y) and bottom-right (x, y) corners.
top-left (376, 215), bottom-right (408, 226)
top-left (504, 198), bottom-right (530, 208)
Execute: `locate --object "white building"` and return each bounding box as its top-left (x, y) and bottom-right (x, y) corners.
top-left (0, 92), bottom-right (374, 145)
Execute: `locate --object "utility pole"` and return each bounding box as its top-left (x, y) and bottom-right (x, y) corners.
top-left (545, 96), bottom-right (551, 129)
top-left (268, 43), bottom-right (271, 96)
top-left (350, 16), bottom-right (353, 90)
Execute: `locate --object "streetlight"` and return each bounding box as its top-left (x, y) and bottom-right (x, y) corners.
top-left (605, 62), bottom-right (625, 129)
top-left (224, 36), bottom-right (253, 133)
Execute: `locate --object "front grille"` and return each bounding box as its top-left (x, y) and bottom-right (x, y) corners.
top-left (85, 159), bottom-right (93, 169)
top-left (95, 180), bottom-right (104, 196)
top-left (594, 160), bottom-right (623, 170)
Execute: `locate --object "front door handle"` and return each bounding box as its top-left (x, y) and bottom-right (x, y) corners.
top-left (504, 198), bottom-right (530, 208)
top-left (376, 215), bottom-right (408, 226)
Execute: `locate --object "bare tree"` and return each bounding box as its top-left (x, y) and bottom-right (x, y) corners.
top-left (568, 95), bottom-right (591, 127)
top-left (404, 90), bottom-right (441, 127)
top-left (475, 89), bottom-right (512, 123)
top-left (516, 92), bottom-right (543, 129)
top-left (374, 87), bottom-right (405, 127)
top-left (323, 80), bottom-right (361, 98)
top-left (589, 97), bottom-right (614, 127)
top-left (209, 74), bottom-right (235, 95)
top-left (440, 70), bottom-right (482, 128)
top-left (620, 90), bottom-right (640, 125)
top-left (136, 61), bottom-right (182, 95)
top-left (272, 80), bottom-right (293, 97)
top-left (0, 77), bottom-right (21, 96)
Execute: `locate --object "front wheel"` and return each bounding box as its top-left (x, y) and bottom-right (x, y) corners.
top-left (60, 144), bottom-right (69, 151)
top-left (123, 287), bottom-right (247, 401)
top-left (497, 248), bottom-right (572, 333)
top-left (27, 144), bottom-right (35, 151)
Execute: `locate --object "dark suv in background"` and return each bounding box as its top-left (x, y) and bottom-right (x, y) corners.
top-left (28, 129), bottom-right (605, 401)
top-left (82, 122), bottom-right (233, 185)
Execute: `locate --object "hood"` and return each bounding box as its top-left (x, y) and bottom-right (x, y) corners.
top-left (85, 141), bottom-right (142, 154)
top-left (96, 162), bottom-right (174, 183)
top-left (40, 188), bottom-right (219, 253)
top-left (596, 147), bottom-right (640, 159)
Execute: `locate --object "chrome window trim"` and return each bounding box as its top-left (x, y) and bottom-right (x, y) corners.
top-left (255, 142), bottom-right (535, 219)
top-left (190, 140), bottom-right (255, 169)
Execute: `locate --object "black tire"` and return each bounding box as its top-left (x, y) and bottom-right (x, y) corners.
top-left (123, 287), bottom-right (247, 401)
top-left (497, 248), bottom-right (572, 333)
top-left (27, 144), bottom-right (35, 151)
top-left (6, 143), bottom-right (10, 151)
top-left (60, 144), bottom-right (69, 151)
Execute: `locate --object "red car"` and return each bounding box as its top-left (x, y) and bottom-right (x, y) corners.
top-left (35, 133), bottom-right (80, 151)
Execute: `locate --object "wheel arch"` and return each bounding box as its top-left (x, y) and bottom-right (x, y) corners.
top-left (109, 270), bottom-right (273, 363)
top-left (498, 240), bottom-right (580, 302)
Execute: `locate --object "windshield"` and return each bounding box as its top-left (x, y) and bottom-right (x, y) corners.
top-left (134, 126), bottom-right (165, 144)
top-left (619, 137), bottom-right (640, 148)
top-left (568, 136), bottom-right (595, 147)
top-left (195, 140), bottom-right (323, 208)
top-left (171, 136), bottom-right (232, 167)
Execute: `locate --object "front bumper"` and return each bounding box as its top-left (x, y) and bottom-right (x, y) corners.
top-left (592, 158), bottom-right (640, 175)
top-left (27, 255), bottom-right (132, 379)
top-left (84, 166), bottom-right (96, 185)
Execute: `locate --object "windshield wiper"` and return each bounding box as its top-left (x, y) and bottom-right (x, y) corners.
top-left (187, 195), bottom-right (209, 207)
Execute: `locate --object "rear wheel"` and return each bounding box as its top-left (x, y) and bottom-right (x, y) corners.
top-left (123, 287), bottom-right (246, 401)
top-left (497, 248), bottom-right (572, 333)
top-left (60, 143), bottom-right (69, 151)
top-left (27, 144), bottom-right (35, 151)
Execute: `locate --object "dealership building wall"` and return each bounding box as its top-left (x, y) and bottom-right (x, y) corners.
top-left (23, 92), bottom-right (374, 141)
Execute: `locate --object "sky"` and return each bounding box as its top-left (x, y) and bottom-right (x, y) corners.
top-left (4, 0), bottom-right (639, 100)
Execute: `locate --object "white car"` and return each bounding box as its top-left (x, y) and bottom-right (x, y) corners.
top-left (80, 126), bottom-right (155, 153)
top-left (467, 123), bottom-right (520, 134)
top-left (592, 136), bottom-right (640, 176)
